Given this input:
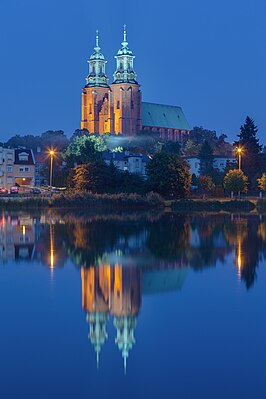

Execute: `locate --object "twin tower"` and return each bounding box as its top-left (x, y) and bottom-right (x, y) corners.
top-left (81, 26), bottom-right (142, 135)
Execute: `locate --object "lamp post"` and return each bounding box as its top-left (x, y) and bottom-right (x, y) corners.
top-left (237, 147), bottom-right (242, 171)
top-left (236, 147), bottom-right (243, 199)
top-left (49, 150), bottom-right (55, 189)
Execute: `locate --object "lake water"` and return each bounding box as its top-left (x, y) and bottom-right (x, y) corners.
top-left (0, 209), bottom-right (265, 399)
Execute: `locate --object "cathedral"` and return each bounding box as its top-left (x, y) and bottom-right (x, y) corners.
top-left (81, 27), bottom-right (190, 142)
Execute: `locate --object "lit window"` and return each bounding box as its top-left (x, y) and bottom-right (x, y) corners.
top-left (18, 152), bottom-right (29, 161)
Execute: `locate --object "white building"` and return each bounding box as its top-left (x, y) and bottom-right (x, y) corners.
top-left (184, 155), bottom-right (236, 177)
top-left (103, 151), bottom-right (150, 177)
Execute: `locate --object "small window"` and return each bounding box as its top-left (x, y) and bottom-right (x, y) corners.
top-left (7, 166), bottom-right (13, 172)
top-left (18, 152), bottom-right (29, 161)
top-left (25, 167), bottom-right (29, 172)
top-left (19, 167), bottom-right (24, 172)
top-left (7, 177), bottom-right (13, 184)
top-left (117, 101), bottom-right (120, 109)
top-left (7, 153), bottom-right (13, 160)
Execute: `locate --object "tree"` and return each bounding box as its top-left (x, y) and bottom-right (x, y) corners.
top-left (40, 130), bottom-right (69, 151)
top-left (5, 130), bottom-right (69, 152)
top-left (223, 170), bottom-right (248, 196)
top-left (198, 176), bottom-right (214, 195)
top-left (146, 153), bottom-right (191, 198)
top-left (257, 174), bottom-right (266, 193)
top-left (161, 141), bottom-right (181, 155)
top-left (63, 135), bottom-right (107, 166)
top-left (236, 116), bottom-right (262, 183)
top-left (5, 134), bottom-right (42, 150)
top-left (199, 140), bottom-right (214, 176)
top-left (71, 159), bottom-right (108, 193)
top-left (183, 126), bottom-right (233, 157)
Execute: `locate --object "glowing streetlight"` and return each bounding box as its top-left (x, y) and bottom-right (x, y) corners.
top-left (49, 149), bottom-right (56, 189)
top-left (236, 147), bottom-right (243, 171)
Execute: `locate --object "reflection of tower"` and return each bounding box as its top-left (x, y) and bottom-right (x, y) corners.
top-left (114, 315), bottom-right (136, 373)
top-left (87, 312), bottom-right (108, 368)
top-left (81, 266), bottom-right (111, 366)
top-left (111, 265), bottom-right (141, 372)
top-left (81, 264), bottom-right (142, 371)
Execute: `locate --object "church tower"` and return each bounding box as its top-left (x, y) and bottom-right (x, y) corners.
top-left (81, 31), bottom-right (112, 134)
top-left (109, 26), bottom-right (142, 135)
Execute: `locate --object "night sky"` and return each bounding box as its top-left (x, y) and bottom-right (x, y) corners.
top-left (0, 0), bottom-right (265, 142)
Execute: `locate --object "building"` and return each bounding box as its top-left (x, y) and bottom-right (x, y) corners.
top-left (103, 150), bottom-right (150, 177)
top-left (81, 27), bottom-right (190, 142)
top-left (184, 155), bottom-right (236, 177)
top-left (14, 149), bottom-right (35, 187)
top-left (0, 147), bottom-right (15, 191)
top-left (0, 147), bottom-right (35, 192)
top-left (34, 147), bottom-right (47, 186)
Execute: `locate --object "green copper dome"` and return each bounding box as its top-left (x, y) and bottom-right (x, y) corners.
top-left (86, 30), bottom-right (109, 88)
top-left (113, 25), bottom-right (138, 84)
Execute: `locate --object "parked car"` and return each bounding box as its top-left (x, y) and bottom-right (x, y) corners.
top-left (31, 188), bottom-right (41, 194)
top-left (10, 186), bottom-right (19, 194)
top-left (0, 187), bottom-right (8, 194)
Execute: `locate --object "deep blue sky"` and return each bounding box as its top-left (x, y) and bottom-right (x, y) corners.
top-left (0, 0), bottom-right (265, 142)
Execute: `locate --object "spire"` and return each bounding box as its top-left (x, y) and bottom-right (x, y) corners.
top-left (114, 315), bottom-right (137, 373)
top-left (113, 25), bottom-right (138, 84)
top-left (85, 30), bottom-right (109, 88)
top-left (95, 29), bottom-right (99, 49)
top-left (123, 24), bottom-right (127, 46)
top-left (87, 312), bottom-right (108, 368)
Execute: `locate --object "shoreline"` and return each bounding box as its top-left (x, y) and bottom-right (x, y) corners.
top-left (0, 193), bottom-right (265, 213)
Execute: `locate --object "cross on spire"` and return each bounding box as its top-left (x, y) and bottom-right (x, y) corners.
top-left (95, 29), bottom-right (99, 48)
top-left (123, 24), bottom-right (127, 43)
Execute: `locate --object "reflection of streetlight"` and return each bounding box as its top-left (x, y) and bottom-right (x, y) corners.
top-left (236, 147), bottom-right (243, 171)
top-left (49, 149), bottom-right (55, 189)
top-left (49, 221), bottom-right (55, 270)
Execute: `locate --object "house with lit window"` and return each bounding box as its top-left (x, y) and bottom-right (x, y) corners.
top-left (13, 149), bottom-right (35, 187)
top-left (0, 147), bottom-right (35, 192)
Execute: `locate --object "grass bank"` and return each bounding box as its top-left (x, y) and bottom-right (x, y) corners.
top-left (0, 191), bottom-right (163, 209)
top-left (171, 199), bottom-right (257, 212)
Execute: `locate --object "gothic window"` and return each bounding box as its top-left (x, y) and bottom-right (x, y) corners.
top-left (120, 62), bottom-right (123, 70)
top-left (117, 101), bottom-right (120, 109)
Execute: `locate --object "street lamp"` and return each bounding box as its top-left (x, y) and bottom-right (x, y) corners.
top-left (49, 149), bottom-right (55, 189)
top-left (236, 147), bottom-right (243, 171)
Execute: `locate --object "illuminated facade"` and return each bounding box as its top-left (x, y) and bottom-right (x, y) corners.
top-left (81, 27), bottom-right (190, 141)
top-left (0, 147), bottom-right (35, 191)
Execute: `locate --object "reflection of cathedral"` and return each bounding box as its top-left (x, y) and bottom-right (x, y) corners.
top-left (81, 264), bottom-right (185, 371)
top-left (81, 265), bottom-right (141, 371)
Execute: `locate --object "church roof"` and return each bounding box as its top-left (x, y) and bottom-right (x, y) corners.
top-left (142, 102), bottom-right (190, 131)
